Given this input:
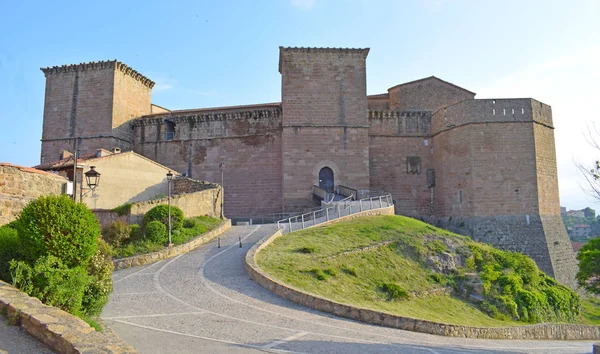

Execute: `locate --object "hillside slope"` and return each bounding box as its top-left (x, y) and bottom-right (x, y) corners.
top-left (256, 215), bottom-right (580, 327)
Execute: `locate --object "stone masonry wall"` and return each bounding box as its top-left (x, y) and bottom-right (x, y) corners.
top-left (111, 67), bottom-right (152, 141)
top-left (0, 163), bottom-right (67, 226)
top-left (280, 47), bottom-right (370, 212)
top-left (133, 106), bottom-right (282, 218)
top-left (388, 77), bottom-right (474, 112)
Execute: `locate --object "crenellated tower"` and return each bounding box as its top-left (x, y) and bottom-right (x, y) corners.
top-left (40, 60), bottom-right (154, 163)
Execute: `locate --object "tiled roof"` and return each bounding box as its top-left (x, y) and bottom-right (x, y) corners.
top-left (0, 162), bottom-right (67, 179)
top-left (367, 93), bottom-right (389, 99)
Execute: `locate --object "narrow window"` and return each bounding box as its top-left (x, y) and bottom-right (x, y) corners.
top-left (492, 100), bottom-right (496, 104)
top-left (426, 169), bottom-right (435, 188)
top-left (459, 190), bottom-right (463, 203)
top-left (512, 108), bottom-right (515, 115)
top-left (493, 108), bottom-right (496, 115)
top-left (41, 155), bottom-right (45, 164)
top-left (165, 121), bottom-right (175, 140)
top-left (521, 108), bottom-right (525, 114)
top-left (407, 156), bottom-right (421, 174)
top-left (503, 109), bottom-right (506, 115)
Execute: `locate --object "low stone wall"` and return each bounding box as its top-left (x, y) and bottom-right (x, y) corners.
top-left (93, 186), bottom-right (222, 229)
top-left (0, 163), bottom-right (67, 226)
top-left (245, 210), bottom-right (600, 340)
top-left (113, 219), bottom-right (231, 270)
top-left (0, 280), bottom-right (136, 353)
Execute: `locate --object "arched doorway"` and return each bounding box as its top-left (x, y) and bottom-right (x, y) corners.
top-left (319, 167), bottom-right (334, 193)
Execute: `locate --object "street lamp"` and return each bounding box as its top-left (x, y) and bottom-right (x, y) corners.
top-left (84, 166), bottom-right (101, 191)
top-left (166, 170), bottom-right (174, 246)
top-left (219, 163), bottom-right (224, 219)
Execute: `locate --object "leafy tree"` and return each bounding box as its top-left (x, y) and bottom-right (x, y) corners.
top-left (584, 207), bottom-right (596, 219)
top-left (576, 236), bottom-right (600, 294)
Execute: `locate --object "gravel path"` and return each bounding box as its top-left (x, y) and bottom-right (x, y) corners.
top-left (101, 225), bottom-right (597, 354)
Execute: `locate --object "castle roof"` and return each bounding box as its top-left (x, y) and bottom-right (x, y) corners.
top-left (40, 60), bottom-right (155, 89)
top-left (388, 76), bottom-right (476, 95)
top-left (279, 46), bottom-right (370, 54)
top-left (367, 93), bottom-right (389, 99)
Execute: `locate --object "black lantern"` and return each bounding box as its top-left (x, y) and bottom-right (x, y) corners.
top-left (166, 170), bottom-right (173, 181)
top-left (84, 166), bottom-right (101, 190)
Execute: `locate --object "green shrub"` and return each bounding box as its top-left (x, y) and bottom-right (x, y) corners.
top-left (183, 218), bottom-right (197, 228)
top-left (10, 256), bottom-right (90, 316)
top-left (129, 224), bottom-right (142, 243)
top-left (324, 267), bottom-right (338, 276)
top-left (82, 238), bottom-right (114, 316)
top-left (14, 195), bottom-right (100, 268)
top-left (142, 205), bottom-right (184, 231)
top-left (102, 221), bottom-right (131, 248)
top-left (311, 268), bottom-right (328, 280)
top-left (0, 224), bottom-right (20, 282)
top-left (381, 282), bottom-right (409, 300)
top-left (111, 203), bottom-right (132, 216)
top-left (342, 266), bottom-right (358, 277)
top-left (145, 221), bottom-right (168, 244)
top-left (297, 246), bottom-right (318, 254)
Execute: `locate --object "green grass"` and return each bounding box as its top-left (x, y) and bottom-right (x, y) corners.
top-left (114, 216), bottom-right (221, 258)
top-left (581, 297), bottom-right (600, 325)
top-left (257, 215), bottom-right (543, 327)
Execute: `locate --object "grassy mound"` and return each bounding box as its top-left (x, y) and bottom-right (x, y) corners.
top-left (257, 215), bottom-right (581, 327)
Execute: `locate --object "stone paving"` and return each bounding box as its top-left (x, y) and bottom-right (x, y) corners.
top-left (102, 225), bottom-right (597, 354)
top-left (0, 315), bottom-right (54, 353)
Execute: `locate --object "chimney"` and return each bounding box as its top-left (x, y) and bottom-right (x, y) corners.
top-left (112, 147), bottom-right (121, 154)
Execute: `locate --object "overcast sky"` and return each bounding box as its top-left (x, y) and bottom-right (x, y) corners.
top-left (1, 0), bottom-right (599, 211)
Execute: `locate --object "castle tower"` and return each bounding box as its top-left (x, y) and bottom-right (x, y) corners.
top-left (40, 60), bottom-right (154, 163)
top-left (279, 47), bottom-right (371, 211)
top-left (431, 99), bottom-right (578, 288)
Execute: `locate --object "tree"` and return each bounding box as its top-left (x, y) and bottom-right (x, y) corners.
top-left (583, 207), bottom-right (596, 219)
top-left (576, 236), bottom-right (600, 295)
top-left (577, 123), bottom-right (600, 202)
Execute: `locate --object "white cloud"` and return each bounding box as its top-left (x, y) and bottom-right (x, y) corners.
top-left (475, 46), bottom-right (600, 210)
top-left (290, 0), bottom-right (316, 10)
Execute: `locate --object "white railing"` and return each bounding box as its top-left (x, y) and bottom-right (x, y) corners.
top-left (277, 194), bottom-right (393, 234)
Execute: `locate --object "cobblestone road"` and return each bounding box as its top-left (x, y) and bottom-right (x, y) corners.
top-left (102, 225), bottom-right (597, 353)
top-left (0, 315), bottom-right (54, 353)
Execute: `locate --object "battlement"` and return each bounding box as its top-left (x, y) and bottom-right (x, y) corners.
top-left (279, 46), bottom-right (370, 55)
top-left (133, 105), bottom-right (282, 127)
top-left (368, 110), bottom-right (432, 136)
top-left (431, 98), bottom-right (553, 135)
top-left (40, 60), bottom-right (155, 89)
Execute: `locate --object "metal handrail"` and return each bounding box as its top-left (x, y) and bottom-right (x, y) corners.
top-left (277, 194), bottom-right (393, 234)
top-left (337, 185), bottom-right (357, 200)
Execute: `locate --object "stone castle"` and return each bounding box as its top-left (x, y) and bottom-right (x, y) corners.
top-left (38, 47), bottom-right (577, 287)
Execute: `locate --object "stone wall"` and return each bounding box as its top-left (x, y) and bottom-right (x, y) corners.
top-left (388, 77), bottom-right (475, 112)
top-left (280, 47), bottom-right (370, 212)
top-left (0, 280), bottom-right (136, 353)
top-left (246, 217), bottom-right (600, 340)
top-left (132, 106), bottom-right (283, 218)
top-left (0, 163), bottom-right (67, 226)
top-left (40, 60), bottom-right (154, 163)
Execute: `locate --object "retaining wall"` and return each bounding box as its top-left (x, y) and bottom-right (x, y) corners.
top-left (245, 211), bottom-right (600, 340)
top-left (113, 219), bottom-right (231, 269)
top-left (0, 280), bottom-right (136, 353)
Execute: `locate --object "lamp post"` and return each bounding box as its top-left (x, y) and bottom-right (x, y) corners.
top-left (84, 166), bottom-right (101, 194)
top-left (166, 170), bottom-right (174, 246)
top-left (219, 163), bottom-right (224, 219)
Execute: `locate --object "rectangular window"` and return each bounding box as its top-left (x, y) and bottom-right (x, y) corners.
top-left (407, 156), bottom-right (421, 174)
top-left (165, 121), bottom-right (175, 140)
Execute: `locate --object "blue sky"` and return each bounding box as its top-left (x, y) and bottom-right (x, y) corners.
top-left (1, 0), bottom-right (599, 210)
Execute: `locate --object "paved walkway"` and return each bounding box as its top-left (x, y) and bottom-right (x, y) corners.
top-left (102, 225), bottom-right (596, 353)
top-left (0, 315), bottom-right (54, 353)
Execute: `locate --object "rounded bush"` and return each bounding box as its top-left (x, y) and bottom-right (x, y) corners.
top-left (145, 220), bottom-right (168, 244)
top-left (102, 220), bottom-right (131, 248)
top-left (0, 224), bottom-right (20, 282)
top-left (14, 195), bottom-right (100, 268)
top-left (143, 205), bottom-right (184, 231)
top-left (129, 224), bottom-right (142, 243)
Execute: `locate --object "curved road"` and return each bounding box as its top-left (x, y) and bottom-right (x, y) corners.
top-left (101, 225), bottom-right (596, 354)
